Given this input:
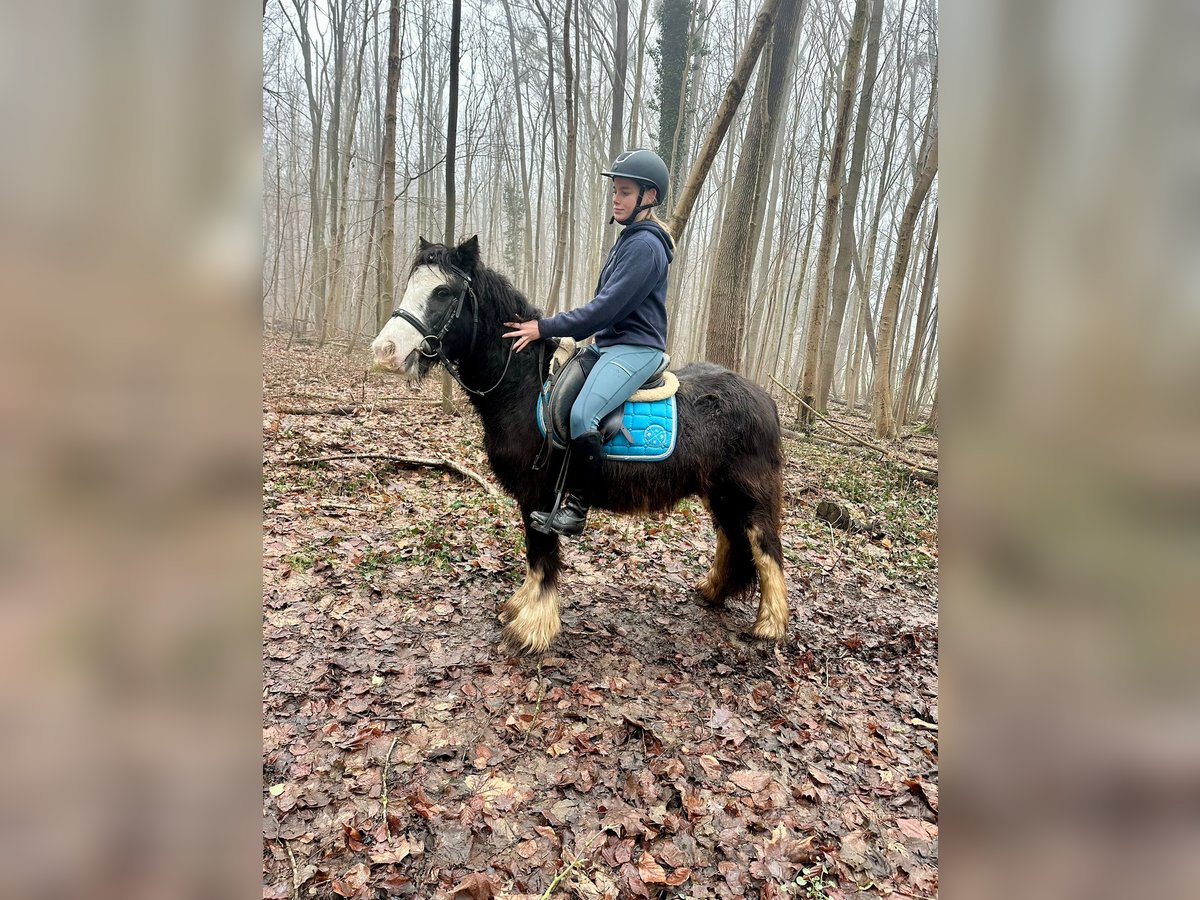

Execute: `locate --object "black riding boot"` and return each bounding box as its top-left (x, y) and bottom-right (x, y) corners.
top-left (532, 431), bottom-right (604, 538)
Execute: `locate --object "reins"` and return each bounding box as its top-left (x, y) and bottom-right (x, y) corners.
top-left (390, 264), bottom-right (515, 397)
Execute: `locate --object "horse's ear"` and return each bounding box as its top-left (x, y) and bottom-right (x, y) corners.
top-left (455, 235), bottom-right (480, 271)
top-left (418, 236), bottom-right (432, 251)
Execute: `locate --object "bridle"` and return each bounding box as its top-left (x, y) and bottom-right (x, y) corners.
top-left (390, 264), bottom-right (514, 397)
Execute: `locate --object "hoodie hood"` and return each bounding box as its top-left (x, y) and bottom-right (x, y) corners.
top-left (620, 219), bottom-right (675, 263)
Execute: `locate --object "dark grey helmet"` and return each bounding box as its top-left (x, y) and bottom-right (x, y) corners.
top-left (601, 148), bottom-right (669, 201)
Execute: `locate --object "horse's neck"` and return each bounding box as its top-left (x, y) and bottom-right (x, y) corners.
top-left (457, 276), bottom-right (544, 434)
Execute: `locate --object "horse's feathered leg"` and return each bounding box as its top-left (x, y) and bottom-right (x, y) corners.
top-left (748, 520), bottom-right (789, 642)
top-left (500, 509), bottom-right (563, 654)
top-left (703, 475), bottom-right (789, 641)
top-left (699, 490), bottom-right (758, 605)
top-left (697, 525), bottom-right (734, 607)
top-left (742, 465), bottom-right (789, 642)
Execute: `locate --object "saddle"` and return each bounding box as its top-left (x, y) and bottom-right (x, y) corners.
top-left (536, 338), bottom-right (680, 462)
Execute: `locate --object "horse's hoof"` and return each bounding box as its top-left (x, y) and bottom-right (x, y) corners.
top-left (501, 626), bottom-right (552, 656)
top-left (750, 622), bottom-right (786, 643)
top-left (695, 585), bottom-right (727, 608)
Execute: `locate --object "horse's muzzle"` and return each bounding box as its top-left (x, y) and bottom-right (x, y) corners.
top-left (371, 340), bottom-right (420, 375)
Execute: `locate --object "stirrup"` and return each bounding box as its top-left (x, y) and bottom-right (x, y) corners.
top-left (529, 495), bottom-right (565, 535)
top-left (542, 494), bottom-right (589, 537)
top-left (529, 445), bottom-right (572, 535)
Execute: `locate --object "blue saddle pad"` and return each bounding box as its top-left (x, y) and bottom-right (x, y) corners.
top-left (536, 392), bottom-right (678, 462)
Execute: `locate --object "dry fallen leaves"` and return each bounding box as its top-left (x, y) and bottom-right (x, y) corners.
top-left (449, 872), bottom-right (499, 900)
top-left (261, 341), bottom-right (938, 899)
top-left (635, 852), bottom-right (691, 888)
top-left (729, 769), bottom-right (772, 793)
top-left (896, 818), bottom-right (938, 842)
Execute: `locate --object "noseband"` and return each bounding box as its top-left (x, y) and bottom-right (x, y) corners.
top-left (390, 264), bottom-right (513, 396)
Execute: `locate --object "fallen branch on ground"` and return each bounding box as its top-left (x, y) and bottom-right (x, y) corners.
top-left (289, 453), bottom-right (499, 497)
top-left (539, 827), bottom-right (614, 900)
top-left (269, 405), bottom-right (407, 416)
top-left (783, 428), bottom-right (865, 450)
top-left (273, 406), bottom-right (356, 416)
top-left (770, 377), bottom-right (938, 486)
top-left (381, 736), bottom-right (398, 838)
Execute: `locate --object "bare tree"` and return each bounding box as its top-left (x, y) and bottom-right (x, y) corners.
top-left (627, 0), bottom-right (651, 146)
top-left (376, 0), bottom-right (402, 331)
top-left (539, 0), bottom-right (577, 315)
top-left (440, 0), bottom-right (463, 414)
top-left (797, 0), bottom-right (869, 427)
top-left (666, 0), bottom-right (785, 242)
top-left (321, 0), bottom-right (372, 346)
top-left (703, 0), bottom-right (807, 371)
top-left (896, 207), bottom-right (937, 422)
top-left (281, 0), bottom-right (328, 338)
top-left (817, 0), bottom-right (883, 409)
top-left (445, 0), bottom-right (461, 242)
top-left (500, 0), bottom-right (535, 291)
top-left (873, 94), bottom-right (937, 439)
top-left (600, 0), bottom-right (629, 260)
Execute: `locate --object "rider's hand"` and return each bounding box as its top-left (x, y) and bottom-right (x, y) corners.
top-left (502, 320), bottom-right (541, 353)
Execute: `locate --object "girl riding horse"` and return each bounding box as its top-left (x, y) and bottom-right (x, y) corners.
top-left (503, 149), bottom-right (675, 538)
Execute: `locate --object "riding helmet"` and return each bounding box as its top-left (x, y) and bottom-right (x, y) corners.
top-left (601, 148), bottom-right (670, 201)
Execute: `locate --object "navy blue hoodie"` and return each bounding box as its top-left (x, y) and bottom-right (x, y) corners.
top-left (537, 220), bottom-right (674, 351)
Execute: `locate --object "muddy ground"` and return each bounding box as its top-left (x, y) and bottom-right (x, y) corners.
top-left (262, 338), bottom-right (938, 899)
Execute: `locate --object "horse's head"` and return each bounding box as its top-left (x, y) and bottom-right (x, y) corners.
top-left (371, 236), bottom-right (481, 378)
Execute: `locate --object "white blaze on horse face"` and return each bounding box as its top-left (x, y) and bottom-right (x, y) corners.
top-left (370, 265), bottom-right (451, 373)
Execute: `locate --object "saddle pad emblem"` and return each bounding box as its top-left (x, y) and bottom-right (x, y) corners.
top-left (642, 424), bottom-right (669, 449)
top-left (536, 393), bottom-right (678, 463)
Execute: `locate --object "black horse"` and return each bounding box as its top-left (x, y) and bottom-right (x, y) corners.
top-left (371, 237), bottom-right (788, 653)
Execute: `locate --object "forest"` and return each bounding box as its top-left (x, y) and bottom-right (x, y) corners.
top-left (262, 0), bottom-right (938, 436)
top-left (263, 1), bottom-right (939, 897)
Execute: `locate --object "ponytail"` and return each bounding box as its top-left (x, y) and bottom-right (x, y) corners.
top-left (645, 211), bottom-right (676, 251)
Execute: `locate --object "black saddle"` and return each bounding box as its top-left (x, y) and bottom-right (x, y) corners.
top-left (544, 344), bottom-right (669, 445)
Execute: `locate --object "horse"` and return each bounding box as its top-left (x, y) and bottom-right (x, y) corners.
top-left (371, 236), bottom-right (789, 654)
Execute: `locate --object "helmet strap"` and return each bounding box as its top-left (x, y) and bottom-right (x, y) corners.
top-left (613, 185), bottom-right (655, 227)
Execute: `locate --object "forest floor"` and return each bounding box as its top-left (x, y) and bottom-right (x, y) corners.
top-left (262, 337), bottom-right (939, 900)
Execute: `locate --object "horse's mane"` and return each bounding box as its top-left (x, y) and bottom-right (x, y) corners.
top-left (412, 242), bottom-right (542, 325)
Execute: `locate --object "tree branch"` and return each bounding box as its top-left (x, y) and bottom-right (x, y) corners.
top-left (770, 376), bottom-right (938, 485)
top-left (290, 453), bottom-right (499, 496)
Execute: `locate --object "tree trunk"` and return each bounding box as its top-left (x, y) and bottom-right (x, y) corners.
top-left (665, 0), bottom-right (784, 241)
top-left (563, 0), bottom-right (582, 311)
top-left (896, 210), bottom-right (937, 422)
top-left (891, 202), bottom-right (930, 389)
top-left (628, 0), bottom-right (650, 146)
top-left (290, 0), bottom-right (327, 340)
top-left (599, 0), bottom-right (628, 260)
top-left (797, 0), bottom-right (868, 427)
top-left (535, 0), bottom-right (571, 314)
top-left (915, 309), bottom-right (938, 411)
top-left (347, 165), bottom-right (382, 354)
top-left (781, 72), bottom-right (831, 385)
top-left (844, 280), bottom-right (865, 409)
top-left (817, 0), bottom-right (882, 410)
top-left (873, 104), bottom-right (937, 439)
top-left (656, 0), bottom-right (693, 204)
top-left (442, 0), bottom-right (462, 414)
top-left (322, 0), bottom-right (371, 346)
top-left (701, 0), bottom-right (805, 371)
top-left (445, 0), bottom-right (461, 242)
top-left (376, 0), bottom-right (402, 331)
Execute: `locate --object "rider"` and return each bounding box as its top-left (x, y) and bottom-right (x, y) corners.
top-left (503, 148), bottom-right (675, 537)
